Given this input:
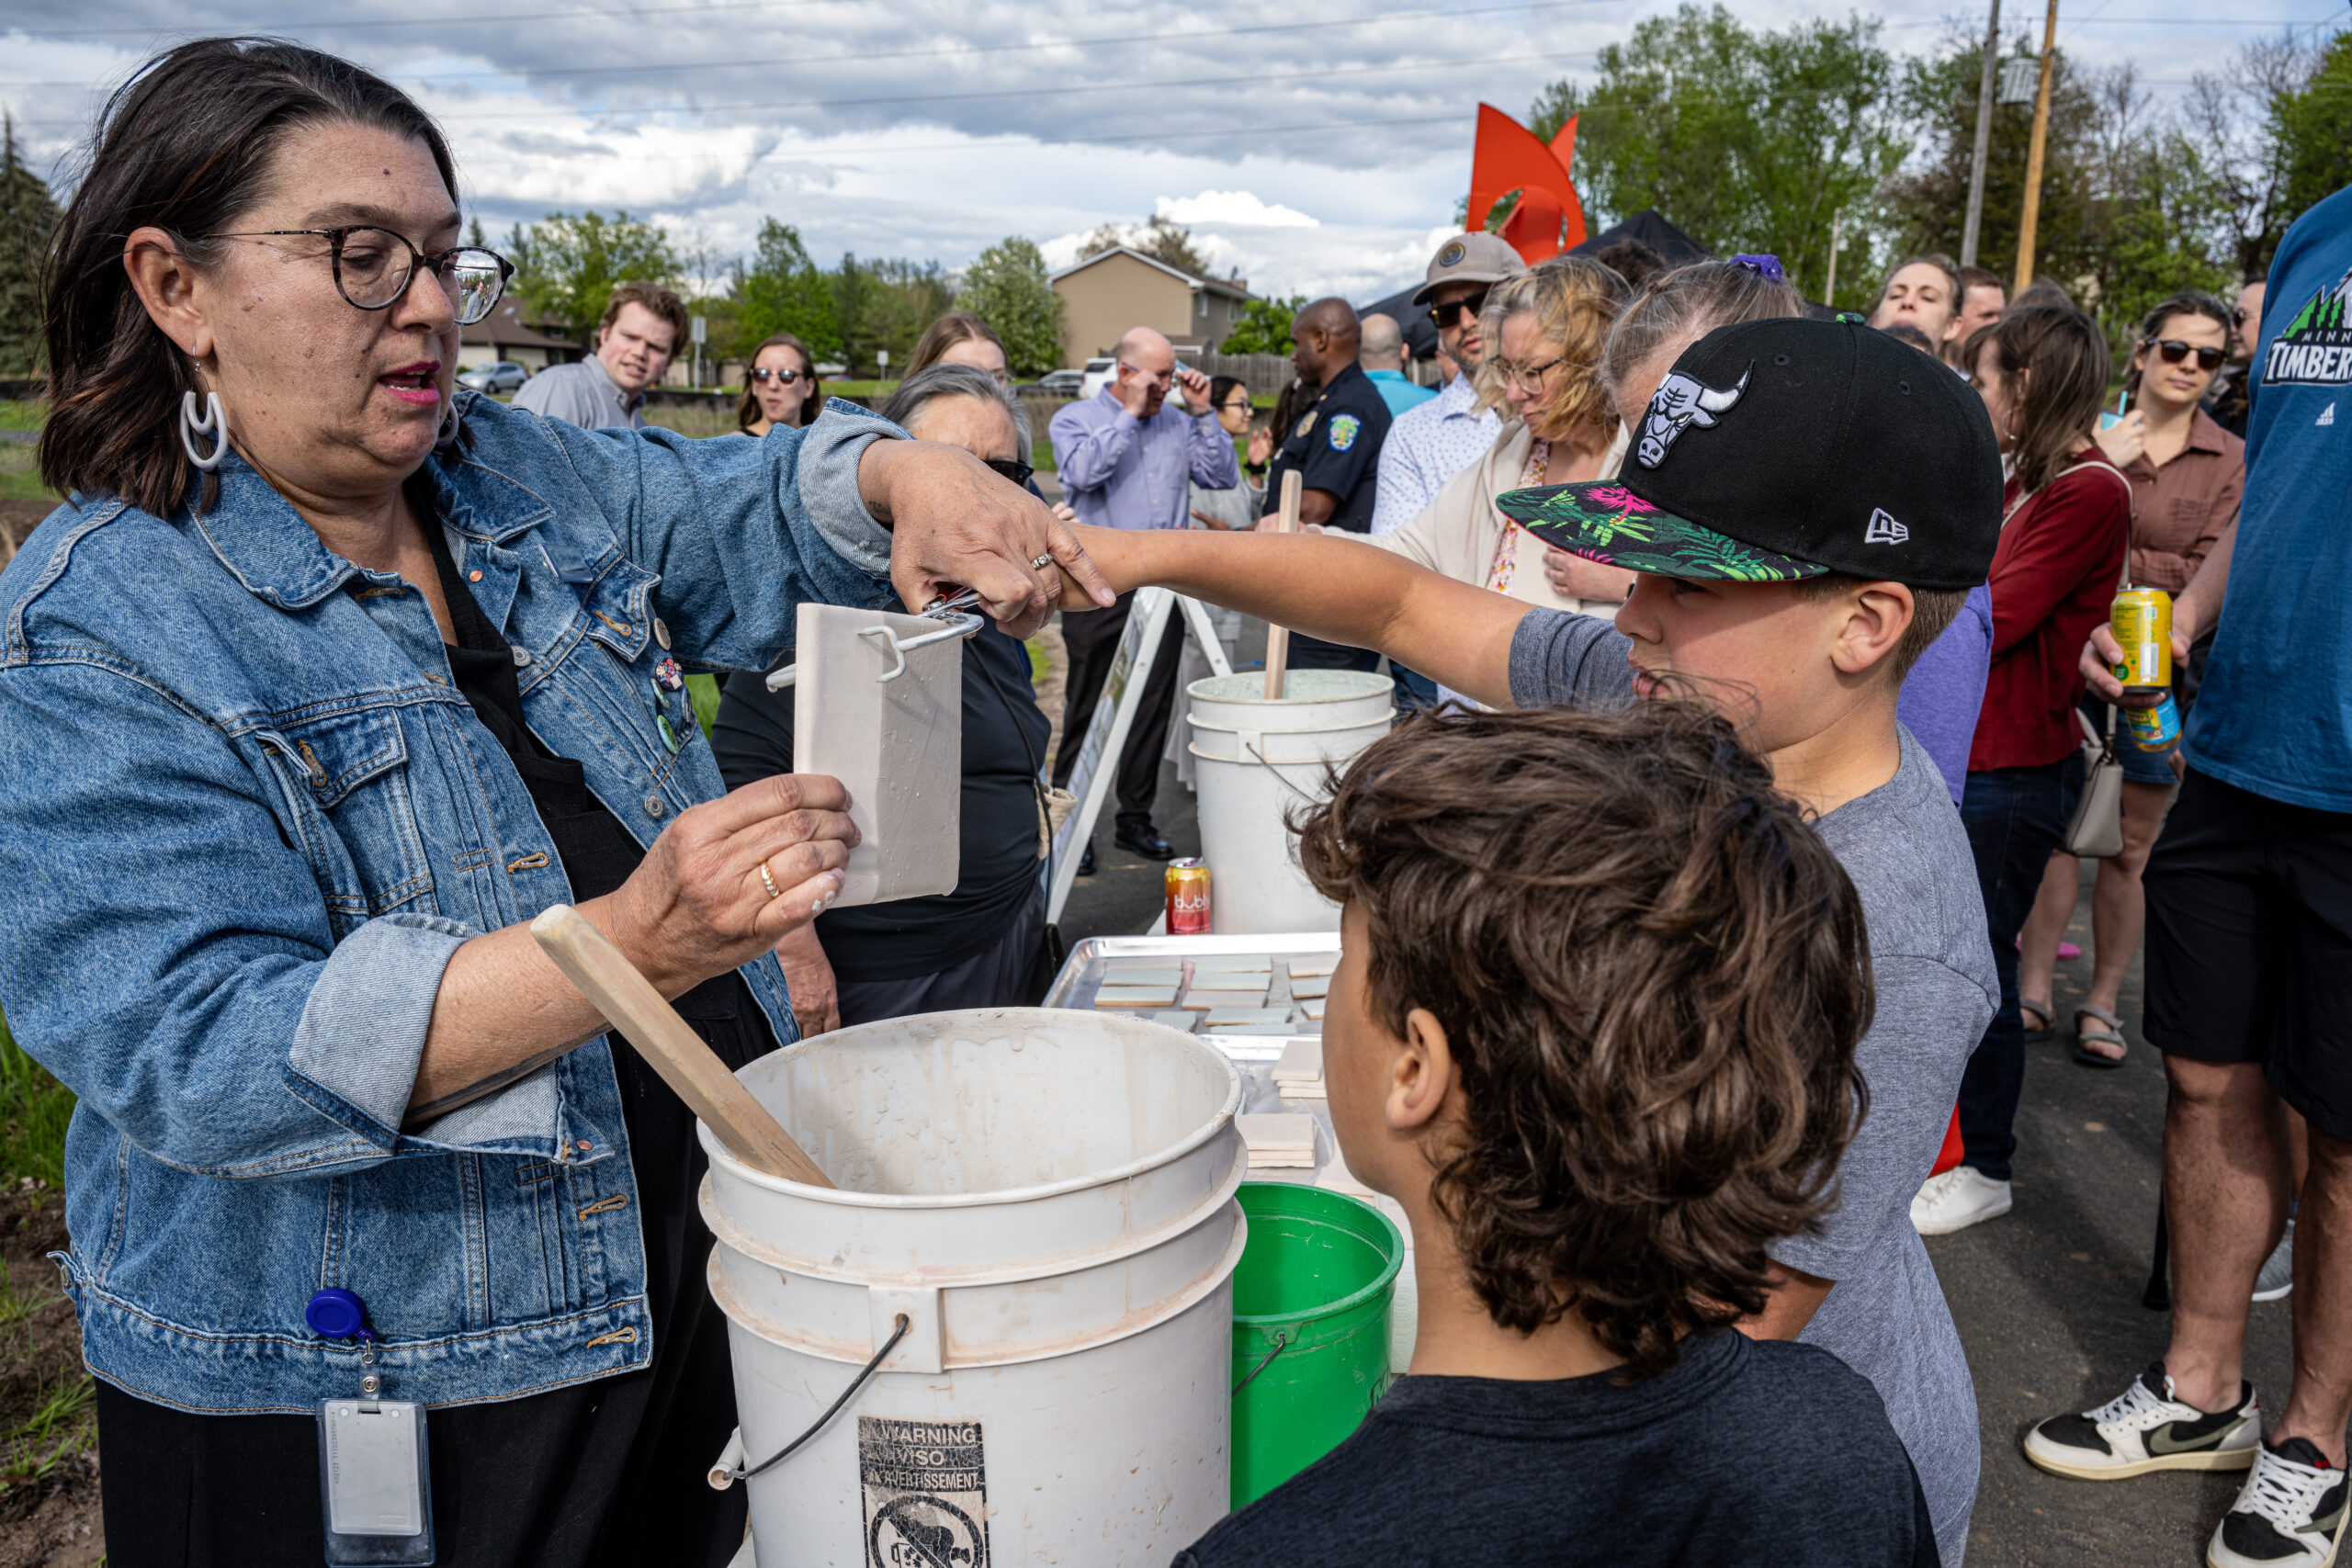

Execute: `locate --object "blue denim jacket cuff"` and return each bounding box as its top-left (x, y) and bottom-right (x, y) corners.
top-left (285, 913), bottom-right (473, 1147)
top-left (798, 400), bottom-right (905, 581)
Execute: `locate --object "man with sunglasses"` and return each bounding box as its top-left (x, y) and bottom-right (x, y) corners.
top-left (1372, 232), bottom-right (1525, 538)
top-left (514, 279), bottom-right (687, 429)
top-left (1047, 326), bottom-right (1239, 863)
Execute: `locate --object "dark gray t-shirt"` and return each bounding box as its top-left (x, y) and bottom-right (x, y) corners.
top-left (1172, 1331), bottom-right (1939, 1568)
top-left (1509, 607), bottom-right (1997, 1568)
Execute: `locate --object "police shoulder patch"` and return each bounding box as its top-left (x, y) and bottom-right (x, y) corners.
top-left (1328, 413), bottom-right (1362, 452)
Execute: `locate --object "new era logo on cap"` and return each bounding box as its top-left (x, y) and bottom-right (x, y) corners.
top-left (1492, 317), bottom-right (2007, 592)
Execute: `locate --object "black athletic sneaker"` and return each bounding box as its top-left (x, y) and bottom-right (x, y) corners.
top-left (2024, 1363), bottom-right (2261, 1480)
top-left (2209, 1438), bottom-right (2347, 1568)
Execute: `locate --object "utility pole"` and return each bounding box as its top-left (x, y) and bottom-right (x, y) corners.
top-left (1960, 0), bottom-right (2002, 269)
top-left (2012, 0), bottom-right (2061, 298)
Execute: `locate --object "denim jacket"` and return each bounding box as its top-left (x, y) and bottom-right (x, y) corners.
top-left (0, 392), bottom-right (901, 1414)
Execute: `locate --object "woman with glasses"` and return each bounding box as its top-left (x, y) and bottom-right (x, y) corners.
top-left (736, 331), bottom-right (821, 434)
top-left (714, 364), bottom-right (1055, 1033)
top-left (1, 39), bottom-right (1100, 1567)
top-left (1370, 255), bottom-right (1634, 634)
top-left (2016, 291), bottom-right (2245, 1070)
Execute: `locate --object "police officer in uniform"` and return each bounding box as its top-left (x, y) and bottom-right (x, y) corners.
top-left (1261, 298), bottom-right (1394, 671)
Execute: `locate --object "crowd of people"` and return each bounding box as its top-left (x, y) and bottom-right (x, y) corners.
top-left (1, 29), bottom-right (2346, 1568)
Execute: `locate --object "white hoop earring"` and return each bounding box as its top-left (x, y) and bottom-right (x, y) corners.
top-left (435, 397), bottom-right (460, 448)
top-left (179, 391), bottom-right (230, 471)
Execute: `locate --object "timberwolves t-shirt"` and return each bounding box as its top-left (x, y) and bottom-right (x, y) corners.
top-left (2187, 183), bottom-right (2352, 809)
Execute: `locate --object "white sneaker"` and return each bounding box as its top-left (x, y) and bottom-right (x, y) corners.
top-left (2254, 1218), bottom-right (2296, 1303)
top-left (2023, 1363), bottom-right (2260, 1480)
top-left (2209, 1438), bottom-right (2347, 1567)
top-left (1911, 1165), bottom-right (2012, 1235)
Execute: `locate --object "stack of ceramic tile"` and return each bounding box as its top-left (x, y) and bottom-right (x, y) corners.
top-left (1237, 1112), bottom-right (1317, 1170)
top-left (1092, 963), bottom-right (1182, 1010)
top-left (1270, 1039), bottom-right (1325, 1099)
top-left (1286, 958), bottom-right (1334, 1021)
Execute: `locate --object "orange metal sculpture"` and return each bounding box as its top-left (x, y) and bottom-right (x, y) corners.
top-left (1467, 104), bottom-right (1588, 263)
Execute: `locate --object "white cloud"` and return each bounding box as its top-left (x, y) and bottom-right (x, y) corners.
top-left (1155, 190), bottom-right (1317, 228)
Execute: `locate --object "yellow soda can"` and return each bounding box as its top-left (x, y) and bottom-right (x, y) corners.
top-left (2111, 588), bottom-right (2173, 696)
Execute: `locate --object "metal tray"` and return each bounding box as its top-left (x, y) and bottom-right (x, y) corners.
top-left (1043, 931), bottom-right (1341, 1063)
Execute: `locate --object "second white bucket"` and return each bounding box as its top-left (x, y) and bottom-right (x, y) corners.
top-left (1186, 669), bottom-right (1394, 933)
top-left (703, 1008), bottom-right (1246, 1567)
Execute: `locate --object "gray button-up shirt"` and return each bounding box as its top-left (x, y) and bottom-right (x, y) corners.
top-left (511, 354), bottom-right (647, 430)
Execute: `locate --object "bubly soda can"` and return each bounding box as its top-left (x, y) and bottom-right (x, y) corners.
top-left (2125, 694), bottom-right (2182, 752)
top-left (1166, 858), bottom-right (1211, 935)
top-left (2111, 588), bottom-right (2173, 696)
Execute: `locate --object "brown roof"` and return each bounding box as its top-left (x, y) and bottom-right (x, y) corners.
top-left (461, 297), bottom-right (576, 352)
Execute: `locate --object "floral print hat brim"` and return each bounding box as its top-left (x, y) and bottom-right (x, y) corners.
top-left (1497, 482), bottom-right (1828, 583)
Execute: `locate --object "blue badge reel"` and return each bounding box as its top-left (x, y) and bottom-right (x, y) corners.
top-left (308, 1290), bottom-right (435, 1564)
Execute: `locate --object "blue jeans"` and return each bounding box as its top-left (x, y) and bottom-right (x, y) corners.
top-left (1956, 757), bottom-right (2083, 1181)
top-left (1390, 663), bottom-right (1442, 711)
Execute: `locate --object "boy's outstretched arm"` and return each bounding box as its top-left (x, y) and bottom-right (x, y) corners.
top-left (1054, 524), bottom-right (1532, 710)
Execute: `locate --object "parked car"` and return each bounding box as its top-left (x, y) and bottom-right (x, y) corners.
top-left (457, 361), bottom-right (528, 394)
top-left (1075, 357), bottom-right (1117, 400)
top-left (1035, 368), bottom-right (1085, 395)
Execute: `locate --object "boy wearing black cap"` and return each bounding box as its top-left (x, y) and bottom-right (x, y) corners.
top-left (1051, 317), bottom-right (2003, 1564)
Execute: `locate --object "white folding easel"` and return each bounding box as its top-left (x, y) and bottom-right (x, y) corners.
top-left (1046, 590), bottom-right (1233, 924)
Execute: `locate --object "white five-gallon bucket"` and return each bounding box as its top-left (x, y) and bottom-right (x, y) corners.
top-left (1186, 670), bottom-right (1394, 933)
top-left (703, 1008), bottom-right (1246, 1567)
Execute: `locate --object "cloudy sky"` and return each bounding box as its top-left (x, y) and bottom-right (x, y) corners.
top-left (3, 0), bottom-right (2343, 301)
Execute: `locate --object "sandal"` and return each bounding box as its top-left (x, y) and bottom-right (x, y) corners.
top-left (2073, 1004), bottom-right (2127, 1068)
top-left (2020, 996), bottom-right (2058, 1038)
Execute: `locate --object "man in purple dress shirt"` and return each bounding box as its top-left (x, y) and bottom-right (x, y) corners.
top-left (1048, 327), bottom-right (1241, 863)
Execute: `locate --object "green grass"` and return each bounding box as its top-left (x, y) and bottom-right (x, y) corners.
top-left (0, 1011), bottom-right (73, 1195)
top-left (0, 445), bottom-right (58, 504)
top-left (0, 401), bottom-right (46, 432)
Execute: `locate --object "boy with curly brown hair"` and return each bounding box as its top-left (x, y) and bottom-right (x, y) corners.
top-left (1170, 702), bottom-right (1938, 1568)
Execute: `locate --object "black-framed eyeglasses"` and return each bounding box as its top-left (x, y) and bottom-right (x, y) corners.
top-left (983, 457), bottom-right (1035, 489)
top-left (751, 365), bottom-right (806, 385)
top-left (2144, 337), bottom-right (2226, 371)
top-left (1217, 397), bottom-right (1252, 414)
top-left (1428, 287), bottom-right (1492, 330)
top-left (201, 226), bottom-right (512, 326)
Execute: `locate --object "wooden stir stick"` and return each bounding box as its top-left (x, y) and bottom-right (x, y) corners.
top-left (530, 905), bottom-right (834, 1188)
top-left (1263, 469), bottom-right (1303, 700)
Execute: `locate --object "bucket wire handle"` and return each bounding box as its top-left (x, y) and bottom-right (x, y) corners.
top-left (718, 1314), bottom-right (911, 1486)
top-left (1233, 1329), bottom-right (1290, 1394)
top-left (1241, 740), bottom-right (1328, 810)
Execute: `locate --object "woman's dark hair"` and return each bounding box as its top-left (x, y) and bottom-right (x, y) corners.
top-left (735, 333), bottom-right (819, 431)
top-left (1207, 374), bottom-right (1247, 414)
top-left (1295, 702), bottom-right (1871, 1377)
top-left (2123, 290), bottom-right (2233, 400)
top-left (907, 311), bottom-right (1007, 378)
top-left (1962, 303), bottom-right (2110, 494)
top-left (41, 39), bottom-right (458, 516)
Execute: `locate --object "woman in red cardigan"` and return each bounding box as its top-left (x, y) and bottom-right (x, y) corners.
top-left (1913, 305), bottom-right (2132, 1236)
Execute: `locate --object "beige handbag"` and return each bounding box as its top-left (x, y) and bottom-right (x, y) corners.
top-left (2063, 705), bottom-right (2127, 858)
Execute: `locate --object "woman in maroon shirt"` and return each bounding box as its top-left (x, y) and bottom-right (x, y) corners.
top-left (1913, 305), bottom-right (2132, 1236)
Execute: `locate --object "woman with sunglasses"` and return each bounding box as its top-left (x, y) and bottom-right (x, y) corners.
top-left (1369, 256), bottom-right (1634, 642)
top-left (0, 39), bottom-right (1102, 1568)
top-left (736, 331), bottom-right (821, 434)
top-left (2016, 291), bottom-right (2245, 1069)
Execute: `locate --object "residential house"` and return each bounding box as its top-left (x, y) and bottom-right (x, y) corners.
top-left (1049, 247), bottom-right (1255, 368)
top-left (458, 297), bottom-right (582, 375)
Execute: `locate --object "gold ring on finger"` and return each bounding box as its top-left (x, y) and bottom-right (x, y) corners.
top-left (758, 859), bottom-right (782, 899)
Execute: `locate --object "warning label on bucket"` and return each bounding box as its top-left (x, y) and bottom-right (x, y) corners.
top-left (859, 1416), bottom-right (990, 1568)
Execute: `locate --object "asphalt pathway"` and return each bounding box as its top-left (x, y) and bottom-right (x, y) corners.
top-left (1053, 681), bottom-right (2304, 1565)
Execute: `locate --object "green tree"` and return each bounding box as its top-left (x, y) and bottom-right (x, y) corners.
top-left (1219, 294), bottom-right (1307, 356)
top-left (958, 237), bottom-right (1065, 378)
top-left (735, 220), bottom-right (838, 361)
top-left (0, 114), bottom-right (61, 378)
top-left (831, 254), bottom-right (952, 377)
top-left (1080, 215), bottom-right (1212, 276)
top-left (1529, 5), bottom-right (1906, 301)
top-left (506, 209), bottom-right (679, 344)
top-left (2273, 30), bottom-right (2352, 237)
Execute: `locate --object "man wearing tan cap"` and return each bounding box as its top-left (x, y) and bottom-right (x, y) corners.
top-left (1371, 232), bottom-right (1526, 538)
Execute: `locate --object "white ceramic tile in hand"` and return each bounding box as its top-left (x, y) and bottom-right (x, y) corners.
top-left (791, 604), bottom-right (962, 908)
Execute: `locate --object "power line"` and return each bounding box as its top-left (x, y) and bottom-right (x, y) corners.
top-left (0, 0), bottom-right (1634, 88)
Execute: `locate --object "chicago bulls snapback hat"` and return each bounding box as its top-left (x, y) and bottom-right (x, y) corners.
top-left (1497, 316), bottom-right (2004, 592)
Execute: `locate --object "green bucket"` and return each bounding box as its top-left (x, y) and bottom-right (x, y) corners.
top-left (1229, 1181), bottom-right (1405, 1508)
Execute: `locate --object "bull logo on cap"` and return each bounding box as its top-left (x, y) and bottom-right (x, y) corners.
top-left (1636, 366), bottom-right (1750, 468)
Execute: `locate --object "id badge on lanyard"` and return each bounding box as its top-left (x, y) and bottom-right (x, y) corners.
top-left (308, 1290), bottom-right (435, 1565)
